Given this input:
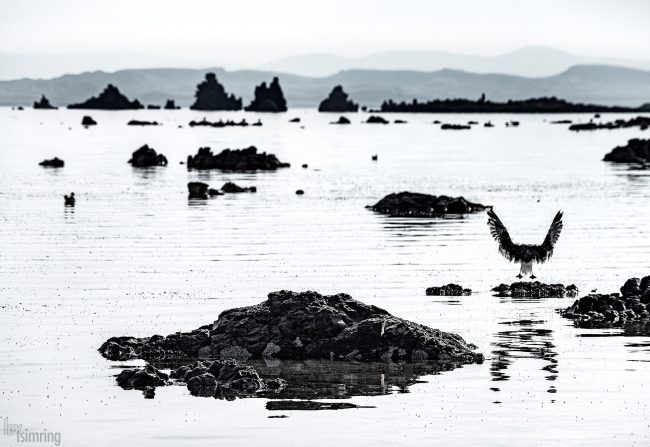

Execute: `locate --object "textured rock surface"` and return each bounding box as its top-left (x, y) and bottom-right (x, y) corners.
top-left (318, 86), bottom-right (358, 112)
top-left (115, 365), bottom-right (169, 390)
top-left (245, 77), bottom-right (287, 112)
top-left (187, 146), bottom-right (290, 171)
top-left (33, 95), bottom-right (56, 109)
top-left (603, 139), bottom-right (650, 164)
top-left (492, 282), bottom-right (578, 298)
top-left (561, 276), bottom-right (650, 328)
top-left (189, 73), bottom-right (242, 111)
top-left (39, 157), bottom-right (64, 168)
top-left (221, 182), bottom-right (256, 193)
top-left (68, 84), bottom-right (143, 110)
top-left (187, 182), bottom-right (209, 199)
top-left (426, 284), bottom-right (471, 296)
top-left (367, 192), bottom-right (488, 217)
top-left (128, 144), bottom-right (168, 167)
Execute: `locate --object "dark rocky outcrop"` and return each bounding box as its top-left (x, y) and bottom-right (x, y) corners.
top-left (426, 284), bottom-right (471, 296)
top-left (221, 182), bottom-right (256, 193)
top-left (127, 120), bottom-right (159, 126)
top-left (266, 401), bottom-right (371, 411)
top-left (569, 116), bottom-right (650, 131)
top-left (366, 115), bottom-right (389, 124)
top-left (33, 95), bottom-right (56, 109)
top-left (163, 99), bottom-right (180, 110)
top-left (561, 276), bottom-right (650, 328)
top-left (187, 146), bottom-right (290, 171)
top-left (492, 282), bottom-right (579, 298)
top-left (295, 189), bottom-right (304, 195)
top-left (81, 116), bottom-right (97, 126)
top-left (189, 73), bottom-right (242, 111)
top-left (39, 157), bottom-right (64, 168)
top-left (116, 365), bottom-right (169, 390)
top-left (441, 123), bottom-right (471, 130)
top-left (100, 290), bottom-right (482, 365)
top-left (188, 182), bottom-right (210, 199)
top-left (318, 86), bottom-right (359, 112)
top-left (603, 139), bottom-right (650, 164)
top-left (245, 77), bottom-right (287, 112)
top-left (289, 117), bottom-right (301, 123)
top-left (128, 145), bottom-right (168, 167)
top-left (367, 192), bottom-right (488, 217)
top-left (188, 118), bottom-right (255, 128)
top-left (147, 105), bottom-right (161, 109)
top-left (331, 116), bottom-right (351, 125)
top-left (68, 84), bottom-right (143, 110)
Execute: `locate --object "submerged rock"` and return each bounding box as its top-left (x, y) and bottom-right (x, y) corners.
top-left (318, 86), bottom-right (359, 112)
top-left (68, 84), bottom-right (143, 110)
top-left (188, 182), bottom-right (210, 199)
top-left (492, 282), bottom-right (579, 298)
top-left (331, 116), bottom-right (351, 125)
top-left (188, 118), bottom-right (253, 128)
top-left (127, 120), bottom-right (159, 126)
top-left (426, 284), bottom-right (471, 296)
top-left (190, 73), bottom-right (242, 111)
top-left (128, 144), bottom-right (168, 167)
top-left (245, 77), bottom-right (287, 112)
top-left (367, 192), bottom-right (488, 217)
top-left (441, 123), bottom-right (471, 130)
top-left (221, 182), bottom-right (256, 193)
top-left (116, 365), bottom-right (169, 390)
top-left (366, 115), bottom-right (389, 124)
top-left (39, 157), bottom-right (64, 168)
top-left (81, 115), bottom-right (97, 126)
top-left (33, 95), bottom-right (57, 109)
top-left (561, 276), bottom-right (650, 328)
top-left (187, 146), bottom-right (290, 171)
top-left (603, 139), bottom-right (650, 164)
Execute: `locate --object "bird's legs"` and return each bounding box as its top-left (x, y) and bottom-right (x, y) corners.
top-left (517, 263), bottom-right (523, 279)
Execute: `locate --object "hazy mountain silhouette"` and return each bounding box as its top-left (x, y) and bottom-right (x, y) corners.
top-left (2, 65), bottom-right (650, 108)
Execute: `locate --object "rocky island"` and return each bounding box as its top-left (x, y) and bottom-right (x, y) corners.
top-left (189, 73), bottom-right (242, 111)
top-left (187, 146), bottom-right (290, 171)
top-left (569, 116), bottom-right (650, 131)
top-left (367, 192), bottom-right (489, 217)
top-left (603, 139), bottom-right (650, 164)
top-left (318, 85), bottom-right (359, 112)
top-left (128, 145), bottom-right (168, 167)
top-left (245, 77), bottom-right (287, 112)
top-left (39, 157), bottom-right (64, 168)
top-left (492, 282), bottom-right (578, 298)
top-left (33, 95), bottom-right (57, 109)
top-left (68, 84), bottom-right (143, 109)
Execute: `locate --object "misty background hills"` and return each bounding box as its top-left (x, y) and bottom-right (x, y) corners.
top-left (2, 64), bottom-right (650, 108)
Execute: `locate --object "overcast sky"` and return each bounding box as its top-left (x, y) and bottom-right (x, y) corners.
top-left (1, 0), bottom-right (649, 65)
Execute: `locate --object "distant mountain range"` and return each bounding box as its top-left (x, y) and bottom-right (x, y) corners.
top-left (2, 64), bottom-right (650, 108)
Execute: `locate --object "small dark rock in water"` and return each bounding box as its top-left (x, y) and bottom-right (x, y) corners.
top-left (603, 139), bottom-right (650, 164)
top-left (146, 105), bottom-right (161, 110)
top-left (64, 193), bottom-right (75, 206)
top-left (116, 365), bottom-right (169, 390)
top-left (39, 157), bottom-right (64, 168)
top-left (302, 164), bottom-right (308, 168)
top-left (127, 120), bottom-right (159, 126)
top-left (366, 115), bottom-right (389, 124)
top-left (561, 275), bottom-right (650, 328)
top-left (164, 99), bottom-right (180, 110)
top-left (289, 117), bottom-right (301, 123)
top-left (484, 121), bottom-right (494, 127)
top-left (187, 146), bottom-right (290, 171)
top-left (506, 121), bottom-right (520, 127)
top-left (188, 118), bottom-right (251, 128)
top-left (426, 284), bottom-right (471, 296)
top-left (190, 73), bottom-right (242, 111)
top-left (332, 116), bottom-right (351, 125)
top-left (68, 84), bottom-right (143, 110)
top-left (266, 401), bottom-right (372, 411)
top-left (367, 191), bottom-right (488, 217)
top-left (550, 120), bottom-right (573, 124)
top-left (441, 123), bottom-right (471, 130)
top-left (143, 386), bottom-right (155, 399)
top-left (570, 116), bottom-right (650, 131)
top-left (492, 282), bottom-right (578, 298)
top-left (188, 182), bottom-right (209, 199)
top-left (81, 115), bottom-right (97, 126)
top-left (208, 188), bottom-right (224, 197)
top-left (221, 182), bottom-right (256, 193)
top-left (318, 85), bottom-right (359, 112)
top-left (128, 144), bottom-right (168, 167)
top-left (371, 154), bottom-right (378, 161)
top-left (295, 189), bottom-right (304, 195)
top-left (33, 95), bottom-right (57, 109)
top-left (245, 77), bottom-right (287, 112)
top-left (394, 119), bottom-right (407, 124)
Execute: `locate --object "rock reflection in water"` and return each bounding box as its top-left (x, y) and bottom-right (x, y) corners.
top-left (490, 319), bottom-right (558, 394)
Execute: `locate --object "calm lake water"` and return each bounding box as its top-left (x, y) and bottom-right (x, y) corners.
top-left (0, 108), bottom-right (649, 446)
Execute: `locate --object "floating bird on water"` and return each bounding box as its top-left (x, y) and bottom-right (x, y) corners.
top-left (64, 192), bottom-right (75, 206)
top-left (487, 209), bottom-right (563, 279)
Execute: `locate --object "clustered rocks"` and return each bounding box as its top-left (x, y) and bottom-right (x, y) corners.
top-left (426, 284), bottom-right (472, 296)
top-left (367, 192), bottom-right (489, 217)
top-left (492, 282), bottom-right (579, 298)
top-left (441, 123), bottom-right (471, 130)
top-left (128, 145), bottom-right (168, 167)
top-left (33, 95), bottom-right (57, 109)
top-left (39, 157), bottom-right (64, 168)
top-left (190, 73), bottom-right (242, 111)
top-left (245, 77), bottom-right (287, 112)
top-left (318, 86), bottom-right (359, 112)
top-left (68, 84), bottom-right (143, 110)
top-left (603, 139), bottom-right (650, 164)
top-left (187, 181), bottom-right (257, 199)
top-left (569, 116), bottom-right (650, 131)
top-left (127, 120), bottom-right (159, 126)
top-left (187, 146), bottom-right (290, 171)
top-left (188, 118), bottom-right (262, 128)
top-left (561, 276), bottom-right (650, 328)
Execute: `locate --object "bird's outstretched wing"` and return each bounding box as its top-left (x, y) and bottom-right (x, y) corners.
top-left (487, 209), bottom-right (516, 262)
top-left (539, 210), bottom-right (563, 262)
